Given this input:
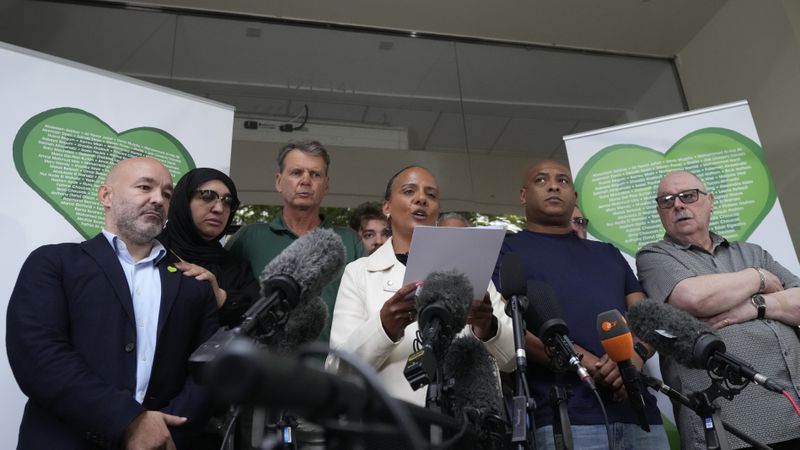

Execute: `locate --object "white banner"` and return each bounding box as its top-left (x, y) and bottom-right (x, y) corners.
top-left (564, 100), bottom-right (799, 274)
top-left (0, 41), bottom-right (234, 447)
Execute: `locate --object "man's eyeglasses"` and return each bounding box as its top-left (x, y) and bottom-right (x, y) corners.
top-left (191, 189), bottom-right (237, 209)
top-left (655, 188), bottom-right (707, 209)
top-left (571, 217), bottom-right (589, 228)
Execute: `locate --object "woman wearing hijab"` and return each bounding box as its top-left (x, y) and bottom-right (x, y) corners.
top-left (326, 165), bottom-right (514, 406)
top-left (159, 167), bottom-right (260, 328)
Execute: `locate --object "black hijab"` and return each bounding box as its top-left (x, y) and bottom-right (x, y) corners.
top-left (159, 167), bottom-right (240, 264)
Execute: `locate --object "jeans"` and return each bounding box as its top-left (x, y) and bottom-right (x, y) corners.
top-left (535, 423), bottom-right (669, 450)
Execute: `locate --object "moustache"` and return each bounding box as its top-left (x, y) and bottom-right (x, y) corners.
top-left (674, 210), bottom-right (692, 221)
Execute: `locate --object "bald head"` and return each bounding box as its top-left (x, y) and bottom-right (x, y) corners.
top-left (104, 157), bottom-right (162, 186)
top-left (657, 170), bottom-right (707, 196)
top-left (522, 159), bottom-right (571, 188)
top-left (98, 157), bottom-right (173, 251)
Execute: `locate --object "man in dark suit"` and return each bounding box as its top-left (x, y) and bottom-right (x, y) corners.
top-left (7, 157), bottom-right (218, 449)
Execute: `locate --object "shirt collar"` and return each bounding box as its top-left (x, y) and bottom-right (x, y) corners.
top-left (663, 231), bottom-right (729, 252)
top-left (269, 213), bottom-right (330, 234)
top-left (102, 229), bottom-right (167, 265)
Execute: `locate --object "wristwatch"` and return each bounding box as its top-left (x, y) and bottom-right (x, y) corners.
top-left (751, 294), bottom-right (766, 320)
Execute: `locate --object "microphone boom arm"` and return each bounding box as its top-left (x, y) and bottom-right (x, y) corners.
top-left (640, 373), bottom-right (773, 450)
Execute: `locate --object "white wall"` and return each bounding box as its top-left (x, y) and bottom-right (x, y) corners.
top-left (677, 0), bottom-right (800, 259)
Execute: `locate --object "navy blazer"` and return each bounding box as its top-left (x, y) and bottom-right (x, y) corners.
top-left (6, 234), bottom-right (218, 449)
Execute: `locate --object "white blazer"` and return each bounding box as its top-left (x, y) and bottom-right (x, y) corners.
top-left (326, 237), bottom-right (515, 405)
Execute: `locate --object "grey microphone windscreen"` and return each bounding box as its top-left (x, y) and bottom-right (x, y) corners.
top-left (499, 252), bottom-right (527, 298)
top-left (416, 270), bottom-right (472, 334)
top-left (627, 298), bottom-right (720, 369)
top-left (444, 335), bottom-right (504, 423)
top-left (260, 228), bottom-right (346, 301)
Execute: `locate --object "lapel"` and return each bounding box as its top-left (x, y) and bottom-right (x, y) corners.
top-left (367, 237), bottom-right (404, 294)
top-left (157, 254), bottom-right (181, 340)
top-left (82, 234), bottom-right (136, 326)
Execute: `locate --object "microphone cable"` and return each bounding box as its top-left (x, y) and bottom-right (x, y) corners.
top-left (782, 389), bottom-right (800, 417)
top-left (589, 385), bottom-right (615, 450)
top-left (219, 404), bottom-right (241, 450)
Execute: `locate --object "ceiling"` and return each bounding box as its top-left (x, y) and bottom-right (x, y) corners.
top-left (0, 0), bottom-right (723, 163)
top-left (88, 0), bottom-right (728, 57)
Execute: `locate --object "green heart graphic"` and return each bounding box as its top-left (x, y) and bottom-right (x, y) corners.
top-left (574, 127), bottom-right (775, 257)
top-left (14, 107), bottom-right (196, 239)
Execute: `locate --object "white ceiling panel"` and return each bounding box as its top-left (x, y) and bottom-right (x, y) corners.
top-left (300, 101), bottom-right (366, 122)
top-left (364, 107), bottom-right (439, 149)
top-left (491, 117), bottom-right (580, 159)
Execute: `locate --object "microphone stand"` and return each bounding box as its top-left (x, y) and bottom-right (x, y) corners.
top-left (549, 371), bottom-right (573, 450)
top-left (425, 363), bottom-right (447, 446)
top-left (547, 349), bottom-right (574, 450)
top-left (507, 295), bottom-right (537, 450)
top-left (639, 373), bottom-right (772, 450)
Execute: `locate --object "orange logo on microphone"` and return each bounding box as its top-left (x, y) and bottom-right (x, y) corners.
top-left (601, 321), bottom-right (617, 332)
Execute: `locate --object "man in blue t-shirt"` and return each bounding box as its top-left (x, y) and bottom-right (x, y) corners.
top-left (492, 160), bottom-right (667, 450)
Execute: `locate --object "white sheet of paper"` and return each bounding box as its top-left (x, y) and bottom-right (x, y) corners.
top-left (402, 226), bottom-right (506, 299)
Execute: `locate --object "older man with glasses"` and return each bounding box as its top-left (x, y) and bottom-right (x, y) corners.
top-left (571, 207), bottom-right (589, 239)
top-left (636, 170), bottom-right (800, 450)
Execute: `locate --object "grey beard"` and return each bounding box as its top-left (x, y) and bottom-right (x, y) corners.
top-left (113, 204), bottom-right (164, 245)
top-left (116, 217), bottom-right (162, 245)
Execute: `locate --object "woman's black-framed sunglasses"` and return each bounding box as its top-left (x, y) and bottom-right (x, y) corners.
top-left (191, 189), bottom-right (237, 209)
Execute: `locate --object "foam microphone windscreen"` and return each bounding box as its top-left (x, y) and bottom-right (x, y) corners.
top-left (444, 335), bottom-right (504, 424)
top-left (260, 228), bottom-right (346, 301)
top-left (415, 270), bottom-right (472, 335)
top-left (525, 279), bottom-right (568, 342)
top-left (264, 296), bottom-right (326, 355)
top-left (627, 298), bottom-right (722, 369)
top-left (499, 252), bottom-right (527, 298)
top-left (597, 309), bottom-right (634, 362)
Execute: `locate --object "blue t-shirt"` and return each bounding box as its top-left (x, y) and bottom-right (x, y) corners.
top-left (492, 230), bottom-right (662, 427)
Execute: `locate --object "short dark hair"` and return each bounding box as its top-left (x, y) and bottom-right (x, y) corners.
top-left (384, 165), bottom-right (426, 201)
top-left (349, 201), bottom-right (386, 231)
top-left (277, 140), bottom-right (331, 174)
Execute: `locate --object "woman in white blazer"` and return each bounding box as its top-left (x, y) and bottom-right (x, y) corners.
top-left (326, 166), bottom-right (514, 406)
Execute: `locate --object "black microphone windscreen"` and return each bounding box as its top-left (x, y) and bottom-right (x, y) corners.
top-left (525, 279), bottom-right (568, 342)
top-left (499, 252), bottom-right (527, 298)
top-left (260, 228), bottom-right (346, 301)
top-left (270, 296), bottom-right (329, 355)
top-left (416, 270), bottom-right (472, 334)
top-left (627, 298), bottom-right (721, 369)
top-left (444, 336), bottom-right (504, 423)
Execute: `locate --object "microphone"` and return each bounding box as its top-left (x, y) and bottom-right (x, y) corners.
top-left (627, 298), bottom-right (784, 393)
top-left (240, 228), bottom-right (345, 345)
top-left (404, 270), bottom-right (472, 390)
top-left (269, 295), bottom-right (328, 355)
top-left (525, 280), bottom-right (595, 389)
top-left (444, 335), bottom-right (506, 446)
top-left (191, 229), bottom-right (344, 377)
top-left (204, 336), bottom-right (379, 420)
top-left (499, 252), bottom-right (528, 307)
top-left (203, 338), bottom-right (477, 449)
top-left (499, 252), bottom-right (530, 371)
top-left (596, 309), bottom-right (650, 432)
